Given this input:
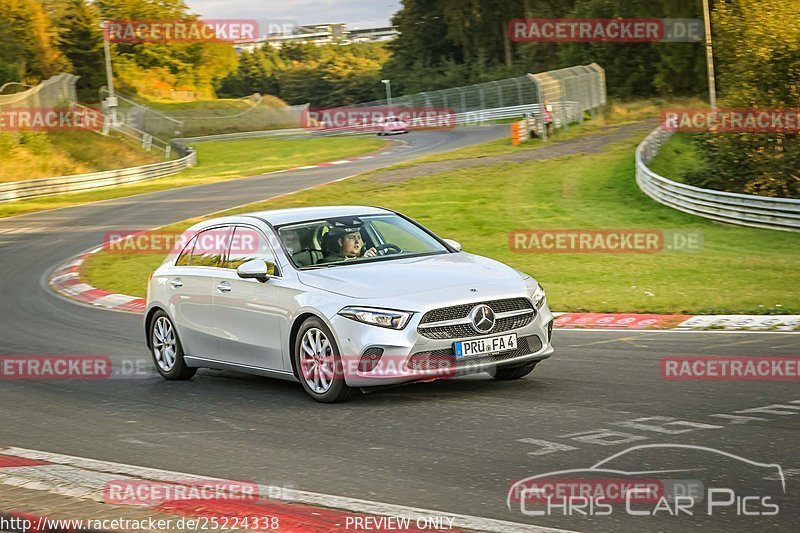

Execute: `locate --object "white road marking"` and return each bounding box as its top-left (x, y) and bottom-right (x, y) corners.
top-left (0, 227), bottom-right (34, 234)
top-left (329, 160), bottom-right (352, 165)
top-left (0, 447), bottom-right (578, 533)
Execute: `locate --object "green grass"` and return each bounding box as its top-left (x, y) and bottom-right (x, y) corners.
top-left (0, 131), bottom-right (163, 183)
top-left (384, 120), bottom-right (608, 169)
top-left (0, 136), bottom-right (387, 219)
top-left (82, 131), bottom-right (799, 313)
top-left (382, 96), bottom-right (706, 170)
top-left (648, 133), bottom-right (707, 183)
top-left (121, 95), bottom-right (298, 138)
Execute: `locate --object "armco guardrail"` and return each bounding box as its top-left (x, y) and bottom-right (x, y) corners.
top-left (178, 128), bottom-right (308, 143)
top-left (0, 149), bottom-right (196, 203)
top-left (636, 127), bottom-right (800, 232)
top-left (310, 102), bottom-right (582, 137)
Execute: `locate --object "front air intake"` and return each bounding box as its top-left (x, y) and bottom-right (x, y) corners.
top-left (358, 347), bottom-right (384, 372)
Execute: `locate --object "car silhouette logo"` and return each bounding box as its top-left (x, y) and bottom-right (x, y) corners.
top-left (469, 304), bottom-right (496, 334)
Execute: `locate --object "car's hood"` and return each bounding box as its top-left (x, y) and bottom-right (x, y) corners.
top-left (297, 252), bottom-right (526, 301)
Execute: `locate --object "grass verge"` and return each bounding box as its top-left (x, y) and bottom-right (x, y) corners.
top-left (82, 128), bottom-right (799, 314)
top-left (0, 136), bottom-right (387, 219)
top-left (0, 131), bottom-right (162, 183)
top-left (647, 133), bottom-right (707, 183)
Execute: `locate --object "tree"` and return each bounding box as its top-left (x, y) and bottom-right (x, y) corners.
top-left (52, 0), bottom-right (105, 101)
top-left (93, 0), bottom-right (237, 98)
top-left (0, 0), bottom-right (67, 82)
top-left (688, 0), bottom-right (800, 197)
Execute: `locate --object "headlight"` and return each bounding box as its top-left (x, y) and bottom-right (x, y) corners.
top-left (338, 307), bottom-right (413, 330)
top-left (529, 283), bottom-right (546, 309)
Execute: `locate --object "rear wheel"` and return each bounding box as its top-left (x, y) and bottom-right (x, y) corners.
top-left (492, 361), bottom-right (536, 381)
top-left (149, 311), bottom-right (196, 380)
top-left (294, 317), bottom-right (352, 403)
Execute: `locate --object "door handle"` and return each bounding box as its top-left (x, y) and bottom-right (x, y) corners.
top-left (216, 281), bottom-right (232, 293)
top-left (170, 278), bottom-right (183, 289)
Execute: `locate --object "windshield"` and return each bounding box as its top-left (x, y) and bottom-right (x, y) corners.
top-left (277, 213), bottom-right (449, 268)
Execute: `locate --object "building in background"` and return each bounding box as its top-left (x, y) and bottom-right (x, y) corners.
top-left (234, 22), bottom-right (398, 53)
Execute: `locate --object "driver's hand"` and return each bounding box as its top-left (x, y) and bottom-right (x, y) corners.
top-left (362, 247), bottom-right (378, 258)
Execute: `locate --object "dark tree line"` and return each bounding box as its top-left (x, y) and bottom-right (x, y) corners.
top-left (382, 0), bottom-right (707, 98)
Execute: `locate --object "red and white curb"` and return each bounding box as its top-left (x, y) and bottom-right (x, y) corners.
top-left (0, 447), bottom-right (572, 533)
top-left (554, 312), bottom-right (800, 331)
top-left (270, 154), bottom-right (378, 174)
top-left (49, 247), bottom-right (146, 313)
top-left (48, 254), bottom-right (800, 330)
top-left (268, 139), bottom-right (408, 174)
top-left (49, 255), bottom-right (800, 333)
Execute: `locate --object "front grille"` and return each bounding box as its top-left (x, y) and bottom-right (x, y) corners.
top-left (418, 297), bottom-right (534, 339)
top-left (419, 314), bottom-right (532, 340)
top-left (407, 335), bottom-right (543, 370)
top-left (420, 297), bottom-right (532, 324)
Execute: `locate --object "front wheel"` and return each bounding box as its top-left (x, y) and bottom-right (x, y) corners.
top-left (294, 317), bottom-right (352, 403)
top-left (491, 361), bottom-right (537, 381)
top-left (149, 311), bottom-right (197, 380)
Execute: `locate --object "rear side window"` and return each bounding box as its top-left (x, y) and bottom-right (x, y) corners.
top-left (175, 235), bottom-right (197, 267)
top-left (192, 227), bottom-right (233, 267)
top-left (177, 226), bottom-right (232, 268)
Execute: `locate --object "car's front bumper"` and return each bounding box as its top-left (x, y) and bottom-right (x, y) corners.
top-left (331, 302), bottom-right (554, 387)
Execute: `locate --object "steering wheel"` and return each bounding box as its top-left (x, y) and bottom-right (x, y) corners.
top-left (372, 243), bottom-right (402, 256)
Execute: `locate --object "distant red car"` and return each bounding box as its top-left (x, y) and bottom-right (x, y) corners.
top-left (377, 116), bottom-right (409, 136)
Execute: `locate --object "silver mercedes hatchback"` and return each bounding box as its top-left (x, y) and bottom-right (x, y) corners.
top-left (145, 206), bottom-right (554, 402)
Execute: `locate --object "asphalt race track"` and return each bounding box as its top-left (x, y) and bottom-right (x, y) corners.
top-left (0, 126), bottom-right (797, 532)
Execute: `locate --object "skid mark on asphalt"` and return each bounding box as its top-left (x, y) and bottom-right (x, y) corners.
top-left (567, 335), bottom-right (650, 349)
top-left (115, 430), bottom-right (243, 438)
top-left (696, 337), bottom-right (775, 351)
top-left (210, 417), bottom-right (250, 432)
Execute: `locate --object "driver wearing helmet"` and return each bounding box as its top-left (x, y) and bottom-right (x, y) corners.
top-left (323, 226), bottom-right (377, 262)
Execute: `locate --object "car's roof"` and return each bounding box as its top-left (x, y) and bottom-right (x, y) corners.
top-left (242, 205), bottom-right (393, 226)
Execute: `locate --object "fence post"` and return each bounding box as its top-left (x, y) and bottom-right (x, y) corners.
top-left (559, 80), bottom-right (569, 133)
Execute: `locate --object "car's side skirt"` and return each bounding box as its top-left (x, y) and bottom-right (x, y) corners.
top-left (183, 356), bottom-right (300, 382)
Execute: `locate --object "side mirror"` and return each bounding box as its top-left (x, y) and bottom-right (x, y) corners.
top-left (443, 238), bottom-right (462, 251)
top-left (236, 259), bottom-right (276, 283)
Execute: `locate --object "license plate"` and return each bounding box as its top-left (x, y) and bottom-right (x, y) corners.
top-left (454, 334), bottom-right (517, 358)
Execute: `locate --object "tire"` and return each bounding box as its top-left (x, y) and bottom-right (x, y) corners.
top-left (294, 317), bottom-right (352, 403)
top-left (149, 310), bottom-right (197, 380)
top-left (492, 361), bottom-right (537, 381)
